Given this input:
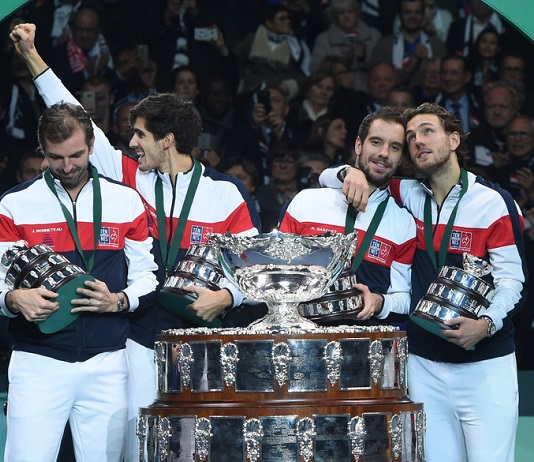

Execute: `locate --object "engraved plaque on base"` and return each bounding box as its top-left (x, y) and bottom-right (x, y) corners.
top-left (209, 417), bottom-right (245, 462)
top-left (314, 415), bottom-right (350, 461)
top-left (288, 339), bottom-right (328, 392)
top-left (169, 416), bottom-right (195, 461)
top-left (340, 339), bottom-right (371, 390)
top-left (235, 340), bottom-right (274, 392)
top-left (190, 341), bottom-right (222, 392)
top-left (260, 416), bottom-right (299, 461)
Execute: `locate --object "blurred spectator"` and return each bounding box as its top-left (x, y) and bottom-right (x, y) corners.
top-left (218, 155), bottom-right (261, 214)
top-left (295, 151), bottom-right (331, 190)
top-left (317, 55), bottom-right (368, 146)
top-left (465, 81), bottom-right (522, 179)
top-left (224, 86), bottom-right (293, 185)
top-left (15, 147), bottom-right (45, 184)
top-left (196, 74), bottom-right (236, 168)
top-left (386, 85), bottom-right (415, 113)
top-left (392, 0), bottom-right (453, 42)
top-left (306, 114), bottom-right (350, 165)
top-left (359, 0), bottom-right (397, 36)
top-left (169, 65), bottom-right (200, 101)
top-left (112, 46), bottom-right (158, 102)
top-left (4, 48), bottom-right (46, 159)
top-left (311, 0), bottom-right (380, 91)
top-left (108, 97), bottom-right (137, 159)
top-left (78, 75), bottom-right (114, 134)
top-left (435, 53), bottom-right (481, 133)
top-left (466, 26), bottom-right (501, 105)
top-left (499, 51), bottom-right (534, 117)
top-left (233, 3), bottom-right (310, 100)
top-left (50, 4), bottom-right (114, 92)
top-left (446, 0), bottom-right (505, 57)
top-left (281, 0), bottom-right (324, 49)
top-left (139, 0), bottom-right (239, 93)
top-left (256, 142), bottom-right (300, 231)
top-left (411, 57), bottom-right (441, 104)
top-left (371, 0), bottom-right (446, 87)
top-left (365, 61), bottom-right (398, 111)
top-left (421, 0), bottom-right (453, 42)
top-left (491, 115), bottom-right (534, 209)
top-left (288, 69), bottom-right (336, 147)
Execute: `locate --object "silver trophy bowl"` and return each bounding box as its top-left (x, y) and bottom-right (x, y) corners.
top-left (208, 232), bottom-right (357, 330)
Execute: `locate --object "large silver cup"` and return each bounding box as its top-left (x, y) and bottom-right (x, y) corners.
top-left (410, 253), bottom-right (494, 339)
top-left (208, 232), bottom-right (357, 330)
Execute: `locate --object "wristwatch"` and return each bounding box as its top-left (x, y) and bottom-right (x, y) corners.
top-left (479, 315), bottom-right (496, 337)
top-left (117, 292), bottom-right (128, 313)
top-left (337, 166), bottom-right (351, 182)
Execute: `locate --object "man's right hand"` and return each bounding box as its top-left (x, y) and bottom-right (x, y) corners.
top-left (342, 167), bottom-right (369, 212)
top-left (9, 23), bottom-right (48, 77)
top-left (6, 288), bottom-right (59, 322)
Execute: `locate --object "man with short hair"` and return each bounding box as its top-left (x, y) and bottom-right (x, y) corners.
top-left (371, 0), bottom-right (446, 87)
top-left (466, 81), bottom-right (522, 179)
top-left (280, 107), bottom-right (416, 323)
top-left (12, 22), bottom-right (260, 462)
top-left (6, 29), bottom-right (158, 462)
top-left (320, 102), bottom-right (527, 462)
top-left (435, 54), bottom-right (481, 133)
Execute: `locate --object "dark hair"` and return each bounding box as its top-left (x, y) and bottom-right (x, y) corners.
top-left (358, 106), bottom-right (403, 142)
top-left (218, 156), bottom-right (259, 188)
top-left (263, 3), bottom-right (289, 23)
top-left (266, 140), bottom-right (301, 168)
top-left (302, 69), bottom-right (336, 97)
top-left (441, 54), bottom-right (469, 74)
top-left (17, 147), bottom-right (44, 173)
top-left (38, 102), bottom-right (94, 151)
top-left (129, 93), bottom-right (202, 155)
top-left (308, 114), bottom-right (345, 149)
top-left (169, 65), bottom-right (199, 93)
top-left (403, 102), bottom-right (469, 166)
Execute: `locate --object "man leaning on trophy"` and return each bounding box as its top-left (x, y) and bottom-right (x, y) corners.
top-left (279, 107), bottom-right (417, 327)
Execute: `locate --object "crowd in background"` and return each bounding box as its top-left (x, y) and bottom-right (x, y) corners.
top-left (0, 0), bottom-right (534, 368)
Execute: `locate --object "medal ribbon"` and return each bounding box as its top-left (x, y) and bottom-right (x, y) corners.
top-left (344, 194), bottom-right (389, 273)
top-left (155, 159), bottom-right (202, 276)
top-left (423, 168), bottom-right (469, 274)
top-left (44, 166), bottom-right (102, 273)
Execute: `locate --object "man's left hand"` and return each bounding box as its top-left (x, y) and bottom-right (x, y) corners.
top-left (183, 286), bottom-right (232, 322)
top-left (71, 279), bottom-right (119, 313)
top-left (442, 317), bottom-right (489, 350)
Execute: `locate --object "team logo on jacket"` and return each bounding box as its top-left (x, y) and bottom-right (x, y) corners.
top-left (368, 239), bottom-right (391, 264)
top-left (99, 227), bottom-right (120, 247)
top-left (190, 225), bottom-right (213, 244)
top-left (450, 230), bottom-right (472, 251)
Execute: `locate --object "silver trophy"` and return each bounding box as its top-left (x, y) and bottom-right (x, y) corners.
top-left (410, 253), bottom-right (494, 339)
top-left (298, 263), bottom-right (363, 324)
top-left (208, 232), bottom-right (357, 330)
top-left (158, 244), bottom-right (227, 327)
top-left (2, 240), bottom-right (95, 334)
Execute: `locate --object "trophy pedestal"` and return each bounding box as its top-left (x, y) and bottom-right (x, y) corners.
top-left (138, 326), bottom-right (425, 461)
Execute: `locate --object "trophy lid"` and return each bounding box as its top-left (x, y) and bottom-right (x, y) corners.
top-left (1, 240), bottom-right (30, 268)
top-left (462, 253), bottom-right (492, 278)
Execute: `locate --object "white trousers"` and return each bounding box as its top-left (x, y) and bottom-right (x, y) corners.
top-left (5, 349), bottom-right (128, 462)
top-left (124, 339), bottom-right (157, 462)
top-left (408, 353), bottom-right (518, 462)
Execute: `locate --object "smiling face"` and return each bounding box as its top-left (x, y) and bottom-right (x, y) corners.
top-left (355, 119), bottom-right (404, 189)
top-left (129, 116), bottom-right (168, 172)
top-left (405, 114), bottom-right (459, 175)
top-left (44, 128), bottom-right (92, 194)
